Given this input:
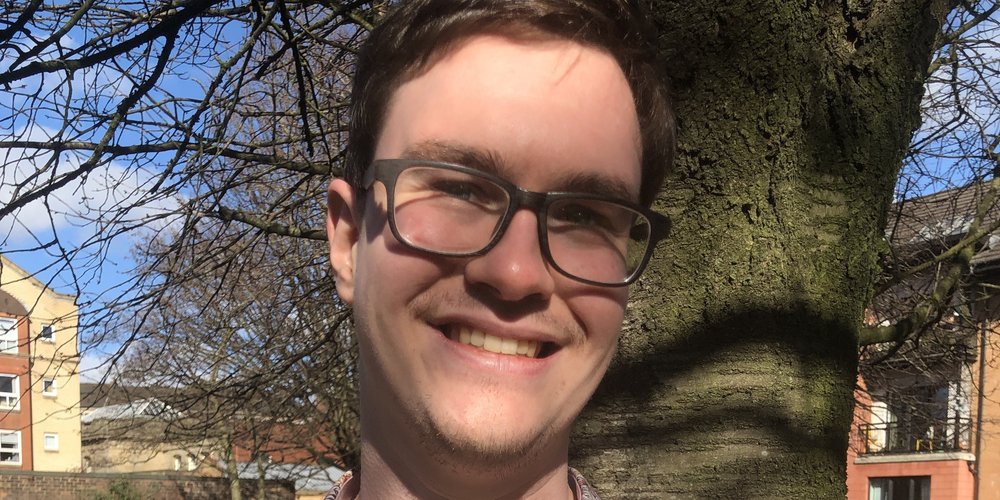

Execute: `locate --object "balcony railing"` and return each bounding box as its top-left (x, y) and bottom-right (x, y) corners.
top-left (858, 417), bottom-right (973, 455)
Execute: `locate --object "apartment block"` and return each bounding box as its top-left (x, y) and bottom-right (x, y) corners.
top-left (0, 254), bottom-right (81, 471)
top-left (847, 185), bottom-right (1000, 499)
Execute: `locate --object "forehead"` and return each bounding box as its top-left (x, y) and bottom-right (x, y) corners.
top-left (374, 35), bottom-right (642, 199)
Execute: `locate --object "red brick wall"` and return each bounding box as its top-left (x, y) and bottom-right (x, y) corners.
top-left (0, 312), bottom-right (32, 471)
top-left (846, 459), bottom-right (974, 499)
top-left (231, 419), bottom-right (345, 467)
top-left (0, 471), bottom-right (295, 500)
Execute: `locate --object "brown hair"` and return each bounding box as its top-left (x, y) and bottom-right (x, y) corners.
top-left (345, 0), bottom-right (674, 207)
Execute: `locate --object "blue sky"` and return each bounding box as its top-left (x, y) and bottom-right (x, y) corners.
top-left (1, 17), bottom-right (250, 381)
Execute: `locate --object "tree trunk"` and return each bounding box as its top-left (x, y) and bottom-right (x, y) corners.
top-left (256, 453), bottom-right (267, 500)
top-left (571, 1), bottom-right (955, 497)
top-left (226, 427), bottom-right (243, 500)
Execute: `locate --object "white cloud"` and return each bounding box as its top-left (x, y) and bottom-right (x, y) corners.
top-left (78, 350), bottom-right (112, 384)
top-left (1, 123), bottom-right (182, 249)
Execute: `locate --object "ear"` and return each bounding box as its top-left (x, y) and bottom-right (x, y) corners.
top-left (327, 178), bottom-right (361, 305)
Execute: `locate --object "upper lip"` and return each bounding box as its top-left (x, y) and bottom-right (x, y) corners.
top-left (428, 313), bottom-right (572, 348)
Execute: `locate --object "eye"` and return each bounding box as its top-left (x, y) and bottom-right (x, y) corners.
top-left (397, 166), bottom-right (508, 211)
top-left (549, 199), bottom-right (641, 238)
top-left (424, 175), bottom-right (507, 210)
top-left (430, 179), bottom-right (485, 201)
top-left (552, 203), bottom-right (611, 228)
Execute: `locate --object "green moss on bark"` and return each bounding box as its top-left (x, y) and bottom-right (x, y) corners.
top-left (571, 0), bottom-right (956, 497)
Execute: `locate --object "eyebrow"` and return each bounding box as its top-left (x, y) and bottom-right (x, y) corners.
top-left (400, 140), bottom-right (639, 203)
top-left (551, 171), bottom-right (637, 203)
top-left (402, 140), bottom-right (508, 177)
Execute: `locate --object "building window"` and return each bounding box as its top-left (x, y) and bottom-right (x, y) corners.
top-left (40, 324), bottom-right (54, 342)
top-left (187, 453), bottom-right (198, 471)
top-left (869, 476), bottom-right (930, 500)
top-left (43, 433), bottom-right (58, 451)
top-left (173, 454), bottom-right (182, 471)
top-left (0, 318), bottom-right (17, 354)
top-left (42, 379), bottom-right (57, 396)
top-left (0, 375), bottom-right (19, 410)
top-left (0, 431), bottom-right (21, 465)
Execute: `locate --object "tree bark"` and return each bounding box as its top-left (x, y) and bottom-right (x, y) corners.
top-left (571, 1), bottom-right (955, 497)
top-left (226, 429), bottom-right (243, 500)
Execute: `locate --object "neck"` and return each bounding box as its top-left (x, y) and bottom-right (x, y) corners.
top-left (357, 410), bottom-right (574, 500)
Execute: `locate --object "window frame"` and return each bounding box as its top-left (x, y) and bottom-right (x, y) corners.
top-left (0, 317), bottom-right (17, 354)
top-left (43, 432), bottom-right (58, 451)
top-left (0, 430), bottom-right (21, 465)
top-left (0, 374), bottom-right (19, 411)
top-left (42, 378), bottom-right (57, 397)
top-left (39, 324), bottom-right (54, 343)
top-left (869, 476), bottom-right (931, 500)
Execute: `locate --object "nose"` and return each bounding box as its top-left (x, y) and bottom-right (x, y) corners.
top-left (463, 209), bottom-right (556, 303)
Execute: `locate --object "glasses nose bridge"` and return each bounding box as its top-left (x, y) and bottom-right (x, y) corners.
top-left (508, 187), bottom-right (548, 215)
top-left (492, 186), bottom-right (549, 248)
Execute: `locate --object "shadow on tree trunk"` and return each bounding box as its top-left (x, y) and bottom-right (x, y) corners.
top-left (573, 303), bottom-right (857, 499)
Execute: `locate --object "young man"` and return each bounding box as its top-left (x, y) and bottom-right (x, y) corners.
top-left (325, 1), bottom-right (674, 498)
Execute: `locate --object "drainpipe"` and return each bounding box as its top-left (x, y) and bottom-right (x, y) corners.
top-left (24, 318), bottom-right (33, 471)
top-left (973, 317), bottom-right (987, 500)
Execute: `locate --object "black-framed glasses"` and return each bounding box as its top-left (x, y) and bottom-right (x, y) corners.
top-left (363, 159), bottom-right (671, 287)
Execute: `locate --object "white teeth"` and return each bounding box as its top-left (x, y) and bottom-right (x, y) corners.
top-left (483, 333), bottom-right (502, 353)
top-left (450, 326), bottom-right (542, 358)
top-left (470, 329), bottom-right (485, 347)
top-left (501, 337), bottom-right (518, 355)
top-left (516, 341), bottom-right (530, 356)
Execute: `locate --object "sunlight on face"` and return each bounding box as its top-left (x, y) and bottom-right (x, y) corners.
top-left (349, 35), bottom-right (641, 470)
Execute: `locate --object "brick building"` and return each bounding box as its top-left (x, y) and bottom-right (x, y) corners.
top-left (847, 185), bottom-right (1000, 499)
top-left (0, 254), bottom-right (82, 471)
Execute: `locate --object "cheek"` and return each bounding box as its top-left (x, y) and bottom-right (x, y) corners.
top-left (568, 290), bottom-right (627, 348)
top-left (352, 237), bottom-right (442, 380)
top-left (353, 213), bottom-right (460, 326)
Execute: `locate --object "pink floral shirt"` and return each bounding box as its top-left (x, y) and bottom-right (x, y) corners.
top-left (323, 467), bottom-right (601, 499)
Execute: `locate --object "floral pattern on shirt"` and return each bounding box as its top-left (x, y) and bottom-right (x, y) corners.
top-left (323, 467), bottom-right (601, 499)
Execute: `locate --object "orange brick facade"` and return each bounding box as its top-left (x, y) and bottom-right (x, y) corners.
top-left (847, 458), bottom-right (976, 499)
top-left (973, 318), bottom-right (1000, 498)
top-left (846, 374), bottom-right (981, 499)
top-left (847, 316), bottom-right (1000, 499)
top-left (0, 311), bottom-right (33, 471)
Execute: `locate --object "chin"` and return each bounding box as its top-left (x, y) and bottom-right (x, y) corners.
top-left (419, 403), bottom-right (563, 469)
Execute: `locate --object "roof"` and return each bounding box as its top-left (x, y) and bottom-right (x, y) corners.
top-left (888, 182), bottom-right (1000, 267)
top-left (81, 397), bottom-right (179, 423)
top-left (0, 254), bottom-right (78, 301)
top-left (221, 460), bottom-right (346, 493)
top-left (80, 382), bottom-right (197, 410)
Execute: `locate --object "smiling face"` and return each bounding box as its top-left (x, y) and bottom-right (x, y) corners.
top-left (327, 35), bottom-right (642, 473)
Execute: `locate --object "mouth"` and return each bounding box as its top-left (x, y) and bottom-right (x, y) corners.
top-left (440, 324), bottom-right (554, 359)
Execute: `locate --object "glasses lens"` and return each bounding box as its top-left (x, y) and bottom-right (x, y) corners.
top-left (392, 165), bottom-right (510, 254)
top-left (546, 198), bottom-right (651, 284)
